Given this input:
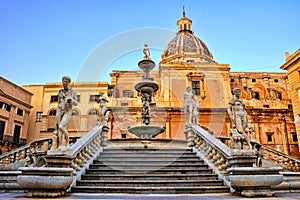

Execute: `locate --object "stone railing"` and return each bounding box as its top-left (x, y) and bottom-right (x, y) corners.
top-left (0, 137), bottom-right (80, 169)
top-left (17, 125), bottom-right (108, 197)
top-left (261, 145), bottom-right (300, 172)
top-left (185, 124), bottom-right (283, 197)
top-left (185, 124), bottom-right (232, 184)
top-left (215, 136), bottom-right (300, 172)
top-left (69, 125), bottom-right (105, 176)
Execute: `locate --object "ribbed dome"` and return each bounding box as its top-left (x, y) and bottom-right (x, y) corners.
top-left (161, 10), bottom-right (214, 63)
top-left (164, 32), bottom-right (211, 57)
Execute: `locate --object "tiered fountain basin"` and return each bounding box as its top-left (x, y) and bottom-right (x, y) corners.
top-left (128, 125), bottom-right (165, 139)
top-left (134, 81), bottom-right (159, 93)
top-left (138, 59), bottom-right (155, 72)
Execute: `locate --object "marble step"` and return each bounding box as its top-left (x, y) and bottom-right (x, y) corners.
top-left (76, 179), bottom-right (225, 187)
top-left (85, 168), bottom-right (213, 174)
top-left (71, 185), bottom-right (230, 194)
top-left (81, 173), bottom-right (219, 181)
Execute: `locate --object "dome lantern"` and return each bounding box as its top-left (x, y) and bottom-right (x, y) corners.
top-left (177, 7), bottom-right (192, 33)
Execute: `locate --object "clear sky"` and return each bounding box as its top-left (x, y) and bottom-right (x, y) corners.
top-left (0, 0), bottom-right (299, 86)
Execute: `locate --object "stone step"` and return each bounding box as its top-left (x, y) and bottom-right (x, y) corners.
top-left (103, 148), bottom-right (191, 152)
top-left (96, 156), bottom-right (200, 162)
top-left (94, 160), bottom-right (205, 165)
top-left (89, 164), bottom-right (209, 170)
top-left (76, 179), bottom-right (224, 187)
top-left (81, 173), bottom-right (219, 181)
top-left (71, 185), bottom-right (230, 194)
top-left (85, 168), bottom-right (213, 174)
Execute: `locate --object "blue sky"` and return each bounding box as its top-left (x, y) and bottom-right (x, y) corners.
top-left (0, 0), bottom-right (299, 85)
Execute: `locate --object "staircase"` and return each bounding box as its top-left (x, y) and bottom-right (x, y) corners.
top-left (72, 147), bottom-right (229, 194)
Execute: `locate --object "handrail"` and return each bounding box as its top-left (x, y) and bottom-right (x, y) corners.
top-left (0, 136), bottom-right (80, 169)
top-left (67, 125), bottom-right (107, 190)
top-left (215, 136), bottom-right (300, 172)
top-left (186, 124), bottom-right (232, 187)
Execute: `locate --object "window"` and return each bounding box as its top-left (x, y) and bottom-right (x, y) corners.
top-left (121, 133), bottom-right (126, 138)
top-left (288, 104), bottom-right (293, 109)
top-left (1, 102), bottom-right (11, 112)
top-left (254, 92), bottom-right (260, 100)
top-left (76, 95), bottom-right (80, 102)
top-left (88, 109), bottom-right (98, 115)
top-left (13, 125), bottom-right (21, 144)
top-left (123, 90), bottom-right (133, 98)
top-left (292, 132), bottom-right (298, 142)
top-left (274, 79), bottom-right (278, 83)
top-left (192, 81), bottom-right (200, 96)
top-left (50, 95), bottom-right (58, 102)
top-left (266, 132), bottom-right (274, 142)
top-left (263, 105), bottom-right (270, 108)
top-left (72, 110), bottom-right (79, 116)
top-left (49, 109), bottom-right (57, 116)
top-left (121, 102), bottom-right (129, 106)
top-left (252, 79), bottom-right (256, 83)
top-left (230, 78), bottom-right (235, 82)
top-left (89, 94), bottom-right (100, 102)
top-left (17, 108), bottom-right (23, 116)
top-left (36, 112), bottom-right (42, 122)
top-left (0, 121), bottom-right (5, 141)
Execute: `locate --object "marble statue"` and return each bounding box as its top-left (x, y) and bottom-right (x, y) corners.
top-left (183, 86), bottom-right (199, 125)
top-left (96, 92), bottom-right (109, 126)
top-left (51, 76), bottom-right (78, 151)
top-left (191, 98), bottom-right (200, 124)
top-left (143, 44), bottom-right (151, 60)
top-left (227, 88), bottom-right (252, 149)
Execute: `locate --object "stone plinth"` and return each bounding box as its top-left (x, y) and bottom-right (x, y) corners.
top-left (17, 167), bottom-right (73, 197)
top-left (44, 154), bottom-right (73, 168)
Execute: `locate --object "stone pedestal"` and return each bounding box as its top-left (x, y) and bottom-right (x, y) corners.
top-left (184, 126), bottom-right (195, 147)
top-left (17, 167), bottom-right (73, 197)
top-left (44, 154), bottom-right (73, 168)
top-left (101, 125), bottom-right (109, 147)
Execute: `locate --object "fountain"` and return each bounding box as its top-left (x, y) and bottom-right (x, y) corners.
top-left (128, 44), bottom-right (165, 139)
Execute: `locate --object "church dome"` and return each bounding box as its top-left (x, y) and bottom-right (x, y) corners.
top-left (161, 10), bottom-right (214, 63)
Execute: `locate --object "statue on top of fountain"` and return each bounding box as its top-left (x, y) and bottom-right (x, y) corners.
top-left (143, 44), bottom-right (151, 60)
top-left (183, 86), bottom-right (200, 125)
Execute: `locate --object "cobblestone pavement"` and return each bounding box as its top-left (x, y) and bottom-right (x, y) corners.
top-left (0, 192), bottom-right (300, 200)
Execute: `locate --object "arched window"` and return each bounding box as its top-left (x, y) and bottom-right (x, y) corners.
top-left (72, 109), bottom-right (79, 116)
top-left (49, 109), bottom-right (57, 116)
top-left (88, 109), bottom-right (98, 115)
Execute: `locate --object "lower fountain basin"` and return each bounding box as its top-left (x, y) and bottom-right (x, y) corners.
top-left (128, 125), bottom-right (165, 138)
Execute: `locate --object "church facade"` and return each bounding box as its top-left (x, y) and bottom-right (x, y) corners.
top-left (23, 12), bottom-right (299, 157)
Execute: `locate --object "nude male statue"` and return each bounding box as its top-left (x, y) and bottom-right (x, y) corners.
top-left (228, 88), bottom-right (252, 149)
top-left (96, 91), bottom-right (109, 125)
top-left (183, 86), bottom-right (196, 124)
top-left (51, 76), bottom-right (78, 151)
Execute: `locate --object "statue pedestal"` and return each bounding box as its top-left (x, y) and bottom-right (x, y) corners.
top-left (44, 154), bottom-right (73, 168)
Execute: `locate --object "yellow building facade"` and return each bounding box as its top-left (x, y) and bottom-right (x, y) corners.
top-left (24, 12), bottom-right (299, 157)
top-left (281, 49), bottom-right (300, 153)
